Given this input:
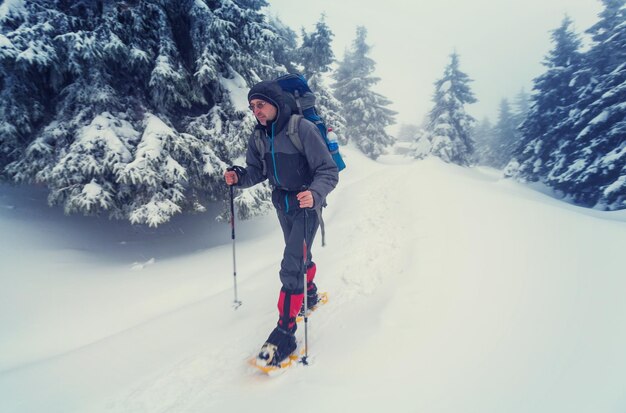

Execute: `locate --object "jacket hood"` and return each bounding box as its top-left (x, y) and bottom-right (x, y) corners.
top-left (248, 80), bottom-right (295, 134)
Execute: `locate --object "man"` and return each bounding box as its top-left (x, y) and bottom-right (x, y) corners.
top-left (224, 79), bottom-right (338, 366)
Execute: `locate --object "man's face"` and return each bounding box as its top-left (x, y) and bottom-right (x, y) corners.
top-left (249, 99), bottom-right (277, 126)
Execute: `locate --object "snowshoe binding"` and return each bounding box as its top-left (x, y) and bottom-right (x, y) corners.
top-left (256, 326), bottom-right (297, 367)
top-left (299, 281), bottom-right (320, 316)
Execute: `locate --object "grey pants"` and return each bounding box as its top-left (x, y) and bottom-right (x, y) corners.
top-left (277, 208), bottom-right (319, 292)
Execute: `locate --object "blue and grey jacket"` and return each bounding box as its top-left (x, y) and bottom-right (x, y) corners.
top-left (237, 81), bottom-right (338, 213)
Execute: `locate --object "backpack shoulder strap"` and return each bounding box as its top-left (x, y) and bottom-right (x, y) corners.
top-left (253, 129), bottom-right (268, 177)
top-left (286, 114), bottom-right (304, 154)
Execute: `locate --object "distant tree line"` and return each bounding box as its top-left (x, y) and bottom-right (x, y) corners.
top-left (410, 0), bottom-right (625, 211)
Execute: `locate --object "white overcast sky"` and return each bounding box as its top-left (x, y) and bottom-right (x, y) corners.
top-left (266, 0), bottom-right (603, 130)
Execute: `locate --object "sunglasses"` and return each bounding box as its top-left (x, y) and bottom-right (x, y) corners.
top-left (248, 101), bottom-right (269, 111)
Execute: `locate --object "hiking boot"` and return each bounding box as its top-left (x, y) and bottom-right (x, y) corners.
top-left (299, 281), bottom-right (319, 315)
top-left (256, 326), bottom-right (297, 367)
top-left (298, 263), bottom-right (319, 314)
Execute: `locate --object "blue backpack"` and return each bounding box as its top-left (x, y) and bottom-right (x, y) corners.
top-left (274, 73), bottom-right (346, 172)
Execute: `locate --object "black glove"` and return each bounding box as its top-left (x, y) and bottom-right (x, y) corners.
top-left (227, 165), bottom-right (247, 184)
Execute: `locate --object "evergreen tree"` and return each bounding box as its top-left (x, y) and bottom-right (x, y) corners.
top-left (298, 14), bottom-right (347, 144)
top-left (491, 98), bottom-right (521, 169)
top-left (512, 16), bottom-right (583, 181)
top-left (312, 75), bottom-right (348, 144)
top-left (547, 0), bottom-right (626, 209)
top-left (472, 117), bottom-right (498, 167)
top-left (513, 88), bottom-right (531, 128)
top-left (415, 52), bottom-right (476, 166)
top-left (332, 26), bottom-right (396, 159)
top-left (512, 3), bottom-right (625, 210)
top-left (586, 0), bottom-right (626, 73)
top-left (267, 15), bottom-right (298, 74)
top-left (0, 0), bottom-right (291, 225)
top-left (298, 14), bottom-right (333, 81)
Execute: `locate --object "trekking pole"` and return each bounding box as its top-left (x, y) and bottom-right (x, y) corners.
top-left (229, 183), bottom-right (242, 309)
top-left (301, 207), bottom-right (309, 365)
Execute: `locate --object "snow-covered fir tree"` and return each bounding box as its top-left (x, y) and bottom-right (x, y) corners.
top-left (297, 14), bottom-right (347, 144)
top-left (513, 88), bottom-right (531, 127)
top-left (545, 0), bottom-right (626, 209)
top-left (266, 15), bottom-right (299, 75)
top-left (490, 98), bottom-right (521, 169)
top-left (474, 90), bottom-right (527, 169)
top-left (510, 16), bottom-right (583, 181)
top-left (298, 14), bottom-right (333, 81)
top-left (332, 26), bottom-right (396, 159)
top-left (472, 117), bottom-right (498, 166)
top-left (413, 52), bottom-right (477, 166)
top-left (512, 3), bottom-right (625, 210)
top-left (0, 0), bottom-right (294, 225)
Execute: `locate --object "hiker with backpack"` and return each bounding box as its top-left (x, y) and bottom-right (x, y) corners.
top-left (224, 77), bottom-right (339, 367)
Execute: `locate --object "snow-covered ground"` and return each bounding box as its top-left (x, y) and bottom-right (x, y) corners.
top-left (1, 146), bottom-right (625, 413)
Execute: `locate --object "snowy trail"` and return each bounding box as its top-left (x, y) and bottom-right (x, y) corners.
top-left (115, 157), bottom-right (626, 411)
top-left (2, 149), bottom-right (626, 413)
top-left (96, 153), bottom-right (412, 412)
top-left (97, 156), bottom-right (420, 413)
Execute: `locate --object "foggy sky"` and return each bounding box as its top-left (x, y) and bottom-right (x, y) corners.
top-left (267, 0), bottom-right (603, 131)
